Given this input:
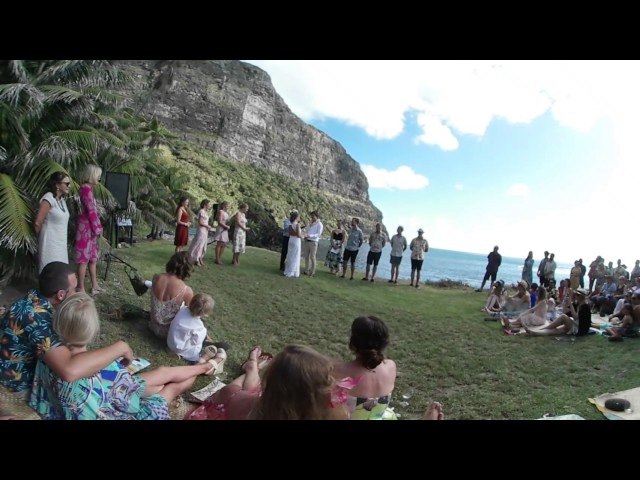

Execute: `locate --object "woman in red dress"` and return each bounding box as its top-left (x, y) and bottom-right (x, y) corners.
top-left (174, 197), bottom-right (191, 253)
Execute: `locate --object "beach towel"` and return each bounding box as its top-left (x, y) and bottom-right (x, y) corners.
top-left (589, 386), bottom-right (640, 420)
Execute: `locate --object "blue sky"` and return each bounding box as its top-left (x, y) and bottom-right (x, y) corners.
top-left (244, 60), bottom-right (638, 267)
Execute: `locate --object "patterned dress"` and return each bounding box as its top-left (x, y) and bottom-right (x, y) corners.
top-left (149, 284), bottom-right (187, 339)
top-left (37, 192), bottom-right (70, 273)
top-left (75, 183), bottom-right (103, 264)
top-left (233, 212), bottom-right (247, 254)
top-left (30, 358), bottom-right (169, 420)
top-left (325, 231), bottom-right (344, 271)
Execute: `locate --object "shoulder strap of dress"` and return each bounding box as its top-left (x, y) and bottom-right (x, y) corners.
top-left (172, 284), bottom-right (188, 302)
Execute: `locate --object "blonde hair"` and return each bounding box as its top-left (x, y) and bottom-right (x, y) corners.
top-left (53, 292), bottom-right (100, 347)
top-left (79, 164), bottom-right (102, 184)
top-left (253, 345), bottom-right (349, 420)
top-left (189, 293), bottom-right (215, 318)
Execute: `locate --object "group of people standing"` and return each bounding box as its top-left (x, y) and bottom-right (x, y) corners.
top-left (174, 199), bottom-right (251, 267)
top-left (278, 210), bottom-right (430, 285)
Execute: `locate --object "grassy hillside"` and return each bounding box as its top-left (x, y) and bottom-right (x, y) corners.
top-left (91, 239), bottom-right (639, 420)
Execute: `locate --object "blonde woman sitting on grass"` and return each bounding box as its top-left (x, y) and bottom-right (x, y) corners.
top-left (30, 293), bottom-right (225, 420)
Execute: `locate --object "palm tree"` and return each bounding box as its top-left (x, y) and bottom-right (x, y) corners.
top-left (0, 60), bottom-right (130, 279)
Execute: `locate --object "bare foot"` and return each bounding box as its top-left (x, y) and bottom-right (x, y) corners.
top-left (422, 401), bottom-right (445, 420)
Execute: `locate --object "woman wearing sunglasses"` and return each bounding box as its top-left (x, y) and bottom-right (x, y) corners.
top-left (34, 172), bottom-right (72, 273)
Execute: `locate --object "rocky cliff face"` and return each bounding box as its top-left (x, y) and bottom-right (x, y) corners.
top-left (117, 60), bottom-right (381, 225)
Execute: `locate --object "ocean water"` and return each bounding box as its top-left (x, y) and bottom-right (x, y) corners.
top-left (315, 241), bottom-right (573, 287)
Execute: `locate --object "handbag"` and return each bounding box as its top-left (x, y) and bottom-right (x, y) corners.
top-left (125, 266), bottom-right (148, 296)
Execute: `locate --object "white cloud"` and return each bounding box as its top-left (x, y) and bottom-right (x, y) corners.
top-left (244, 60), bottom-right (640, 151)
top-left (361, 165), bottom-right (429, 190)
top-left (507, 183), bottom-right (529, 196)
top-left (414, 111), bottom-right (459, 150)
top-left (454, 184), bottom-right (464, 190)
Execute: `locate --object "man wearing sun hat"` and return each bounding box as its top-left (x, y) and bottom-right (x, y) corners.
top-left (409, 228), bottom-right (429, 289)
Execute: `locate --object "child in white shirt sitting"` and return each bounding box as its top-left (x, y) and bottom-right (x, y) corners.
top-left (167, 293), bottom-right (215, 362)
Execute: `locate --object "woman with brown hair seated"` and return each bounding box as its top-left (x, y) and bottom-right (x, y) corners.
top-left (481, 280), bottom-right (506, 314)
top-left (333, 315), bottom-right (399, 420)
top-left (184, 344), bottom-right (349, 420)
top-left (149, 252), bottom-right (194, 339)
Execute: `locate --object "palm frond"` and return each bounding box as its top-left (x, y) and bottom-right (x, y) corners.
top-left (21, 160), bottom-right (69, 199)
top-left (31, 134), bottom-right (81, 167)
top-left (0, 173), bottom-right (37, 252)
top-left (0, 102), bottom-right (31, 156)
top-left (80, 87), bottom-right (126, 108)
top-left (7, 60), bottom-right (30, 83)
top-left (0, 83), bottom-right (45, 111)
top-left (39, 85), bottom-right (90, 106)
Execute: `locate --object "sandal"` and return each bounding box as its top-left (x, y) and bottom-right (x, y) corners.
top-left (198, 345), bottom-right (218, 364)
top-left (205, 348), bottom-right (227, 375)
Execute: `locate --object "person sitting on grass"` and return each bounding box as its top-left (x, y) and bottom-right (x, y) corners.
top-left (525, 288), bottom-right (592, 337)
top-left (502, 286), bottom-right (548, 332)
top-left (30, 293), bottom-right (226, 420)
top-left (481, 280), bottom-right (506, 314)
top-left (184, 345), bottom-right (274, 420)
top-left (503, 281), bottom-right (531, 315)
top-left (185, 344), bottom-right (349, 420)
top-left (603, 302), bottom-right (639, 341)
top-left (149, 252), bottom-right (194, 339)
top-left (167, 293), bottom-right (217, 362)
top-left (333, 315), bottom-right (398, 420)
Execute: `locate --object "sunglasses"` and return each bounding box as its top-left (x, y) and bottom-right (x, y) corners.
top-left (59, 181), bottom-right (71, 187)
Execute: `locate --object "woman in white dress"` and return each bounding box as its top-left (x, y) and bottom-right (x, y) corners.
top-left (231, 203), bottom-right (251, 266)
top-left (284, 211), bottom-right (303, 278)
top-left (188, 199), bottom-right (213, 266)
top-left (213, 201), bottom-right (230, 265)
top-left (34, 172), bottom-right (72, 273)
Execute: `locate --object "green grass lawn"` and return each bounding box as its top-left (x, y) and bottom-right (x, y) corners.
top-left (92, 239), bottom-right (640, 420)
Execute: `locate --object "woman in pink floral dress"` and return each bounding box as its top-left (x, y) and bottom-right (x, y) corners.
top-left (75, 165), bottom-right (104, 295)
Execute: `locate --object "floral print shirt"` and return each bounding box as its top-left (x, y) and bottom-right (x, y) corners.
top-left (0, 290), bottom-right (60, 393)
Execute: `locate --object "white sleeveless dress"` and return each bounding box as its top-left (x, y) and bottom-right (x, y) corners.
top-left (284, 223), bottom-right (301, 278)
top-left (38, 192), bottom-right (70, 273)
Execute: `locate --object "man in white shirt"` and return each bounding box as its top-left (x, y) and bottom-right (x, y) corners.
top-left (409, 228), bottom-right (429, 288)
top-left (302, 211), bottom-right (323, 277)
top-left (280, 209), bottom-right (297, 271)
top-left (388, 226), bottom-right (407, 284)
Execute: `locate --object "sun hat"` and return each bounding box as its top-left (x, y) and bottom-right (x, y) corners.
top-left (575, 288), bottom-right (589, 296)
top-left (418, 228), bottom-right (424, 234)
